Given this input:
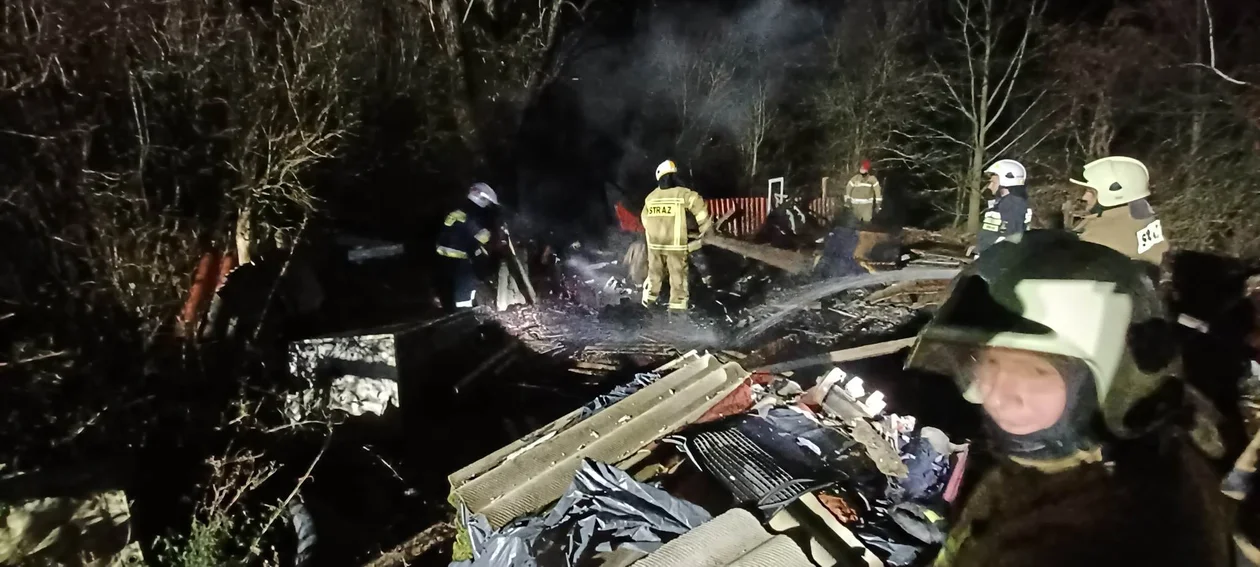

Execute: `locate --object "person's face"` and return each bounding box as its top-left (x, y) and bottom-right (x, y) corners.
top-left (859, 166), bottom-right (869, 175)
top-left (971, 347), bottom-right (1068, 435)
top-left (987, 174), bottom-right (1000, 193)
top-left (1080, 188), bottom-right (1097, 209)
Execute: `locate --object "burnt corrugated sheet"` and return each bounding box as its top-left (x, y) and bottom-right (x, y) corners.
top-left (449, 352), bottom-right (750, 528)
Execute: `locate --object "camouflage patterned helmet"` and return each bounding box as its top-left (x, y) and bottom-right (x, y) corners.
top-left (905, 230), bottom-right (1175, 437)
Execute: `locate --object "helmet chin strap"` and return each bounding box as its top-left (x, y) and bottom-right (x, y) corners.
top-left (990, 359), bottom-right (1101, 463)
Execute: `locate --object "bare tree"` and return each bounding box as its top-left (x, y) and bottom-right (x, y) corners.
top-left (427, 0), bottom-right (601, 161)
top-left (651, 28), bottom-right (740, 168)
top-left (814, 0), bottom-right (944, 177)
top-left (0, 0), bottom-right (369, 467)
top-left (737, 79), bottom-right (778, 181)
top-left (926, 0), bottom-right (1049, 231)
top-left (1190, 0), bottom-right (1253, 87)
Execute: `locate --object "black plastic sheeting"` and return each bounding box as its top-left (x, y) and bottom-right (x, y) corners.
top-left (674, 407), bottom-right (960, 567)
top-left (453, 459), bottom-right (711, 567)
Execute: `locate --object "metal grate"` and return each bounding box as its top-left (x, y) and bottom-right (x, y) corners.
top-left (693, 429), bottom-right (795, 504)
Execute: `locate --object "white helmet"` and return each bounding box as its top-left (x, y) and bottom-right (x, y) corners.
top-left (655, 159), bottom-right (679, 181)
top-left (1070, 156), bottom-right (1150, 208)
top-left (984, 159), bottom-right (1027, 187)
top-left (468, 182), bottom-right (499, 208)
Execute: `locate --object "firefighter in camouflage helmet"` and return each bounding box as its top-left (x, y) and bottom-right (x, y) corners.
top-left (1069, 156), bottom-right (1170, 267)
top-left (640, 159), bottom-right (711, 311)
top-left (906, 231), bottom-right (1230, 567)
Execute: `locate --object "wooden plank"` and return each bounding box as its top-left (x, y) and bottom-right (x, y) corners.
top-left (756, 337), bottom-right (919, 373)
top-left (825, 337), bottom-right (918, 363)
top-left (701, 234), bottom-right (815, 274)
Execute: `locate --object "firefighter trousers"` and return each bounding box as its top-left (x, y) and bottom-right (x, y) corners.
top-left (851, 203), bottom-right (875, 223)
top-left (436, 255), bottom-right (477, 312)
top-left (643, 249), bottom-right (689, 310)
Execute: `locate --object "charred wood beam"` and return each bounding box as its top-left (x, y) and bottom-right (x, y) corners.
top-left (702, 234), bottom-right (814, 275)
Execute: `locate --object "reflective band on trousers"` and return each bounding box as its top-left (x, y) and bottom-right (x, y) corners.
top-left (455, 289), bottom-right (476, 308)
top-left (647, 243), bottom-right (692, 252)
top-left (437, 246), bottom-right (469, 259)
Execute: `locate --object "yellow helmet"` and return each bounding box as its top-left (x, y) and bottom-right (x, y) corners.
top-left (655, 159), bottom-right (679, 181)
top-left (1070, 156), bottom-right (1150, 208)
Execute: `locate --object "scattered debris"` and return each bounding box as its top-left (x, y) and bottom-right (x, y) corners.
top-left (362, 523), bottom-right (458, 567)
top-left (232, 227), bottom-right (974, 566)
top-left (0, 490), bottom-right (143, 566)
top-left (336, 234), bottom-right (406, 264)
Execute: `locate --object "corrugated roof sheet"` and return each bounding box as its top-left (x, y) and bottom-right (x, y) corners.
top-left (449, 352), bottom-right (750, 528)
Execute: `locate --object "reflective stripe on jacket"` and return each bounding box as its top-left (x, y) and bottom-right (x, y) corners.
top-left (976, 193), bottom-right (1030, 254)
top-left (845, 174), bottom-right (883, 205)
top-left (641, 186), bottom-right (711, 252)
top-left (435, 205), bottom-right (491, 257)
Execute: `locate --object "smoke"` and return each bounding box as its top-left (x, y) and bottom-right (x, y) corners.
top-left (568, 0), bottom-right (824, 197)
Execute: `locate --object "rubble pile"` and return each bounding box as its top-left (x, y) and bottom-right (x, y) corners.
top-left (0, 222), bottom-right (965, 566)
top-left (448, 351), bottom-right (968, 567)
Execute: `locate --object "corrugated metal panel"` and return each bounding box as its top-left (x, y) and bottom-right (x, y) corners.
top-left (450, 353), bottom-right (751, 528)
top-left (634, 509), bottom-right (769, 567)
top-left (635, 509), bottom-right (813, 567)
top-left (448, 353), bottom-right (703, 489)
top-left (728, 536), bottom-right (813, 567)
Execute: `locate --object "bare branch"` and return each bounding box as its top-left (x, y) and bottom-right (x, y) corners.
top-left (1194, 0), bottom-right (1250, 86)
top-left (986, 88), bottom-right (1049, 150)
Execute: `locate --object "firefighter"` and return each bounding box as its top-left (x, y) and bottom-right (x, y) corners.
top-left (844, 159), bottom-right (883, 223)
top-left (974, 158), bottom-right (1031, 256)
top-left (434, 182), bottom-right (499, 311)
top-left (763, 192), bottom-right (813, 247)
top-left (641, 159), bottom-right (711, 311)
top-left (1060, 182), bottom-right (1097, 229)
top-left (1069, 156), bottom-right (1170, 267)
top-left (906, 231), bottom-right (1230, 567)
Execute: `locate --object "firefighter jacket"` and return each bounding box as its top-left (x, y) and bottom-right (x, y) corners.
top-left (976, 186), bottom-right (1031, 254)
top-left (934, 430), bottom-right (1230, 567)
top-left (1074, 203), bottom-right (1169, 266)
top-left (436, 204), bottom-right (492, 260)
top-left (844, 173), bottom-right (883, 218)
top-left (641, 185), bottom-right (712, 252)
top-left (763, 201), bottom-right (810, 247)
